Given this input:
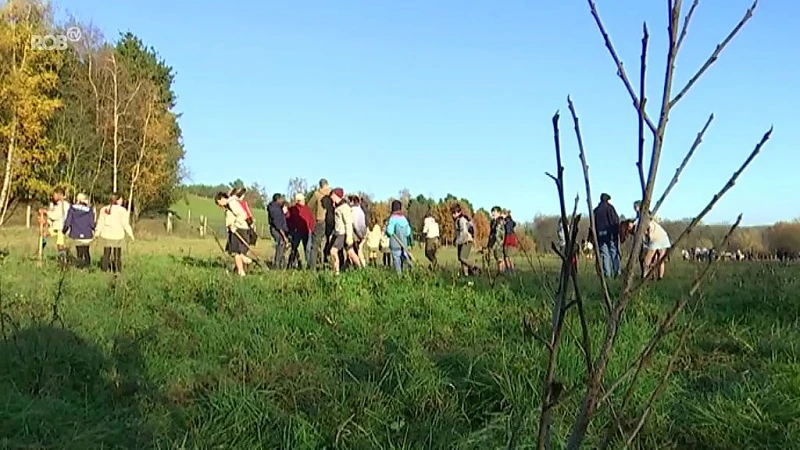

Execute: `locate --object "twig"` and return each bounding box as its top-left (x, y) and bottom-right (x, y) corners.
top-left (587, 0), bottom-right (658, 135)
top-left (651, 113), bottom-right (714, 216)
top-left (601, 217), bottom-right (740, 436)
top-left (675, 0), bottom-right (699, 52)
top-left (630, 129), bottom-right (770, 293)
top-left (622, 310), bottom-right (693, 449)
top-left (637, 23), bottom-right (650, 197)
top-left (537, 112), bottom-right (579, 450)
top-left (670, 1), bottom-right (758, 108)
top-left (568, 97), bottom-right (613, 314)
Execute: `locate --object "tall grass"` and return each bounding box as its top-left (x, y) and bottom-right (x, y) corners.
top-left (0, 235), bottom-right (798, 449)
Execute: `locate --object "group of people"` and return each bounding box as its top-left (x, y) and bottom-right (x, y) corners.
top-left (43, 186), bottom-right (136, 272)
top-left (588, 193), bottom-right (672, 280)
top-left (214, 178), bottom-right (521, 277)
top-left (215, 179), bottom-right (412, 276)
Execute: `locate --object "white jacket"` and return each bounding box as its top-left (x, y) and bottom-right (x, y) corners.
top-left (96, 204), bottom-right (134, 241)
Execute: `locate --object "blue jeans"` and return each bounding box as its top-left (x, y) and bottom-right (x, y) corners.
top-left (391, 249), bottom-right (412, 274)
top-left (599, 240), bottom-right (620, 277)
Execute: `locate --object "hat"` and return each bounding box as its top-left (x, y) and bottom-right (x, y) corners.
top-left (331, 187), bottom-right (344, 198)
top-left (600, 193), bottom-right (611, 203)
top-left (295, 193), bottom-right (305, 203)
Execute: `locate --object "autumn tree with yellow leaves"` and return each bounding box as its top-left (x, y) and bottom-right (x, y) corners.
top-left (0, 1), bottom-right (184, 224)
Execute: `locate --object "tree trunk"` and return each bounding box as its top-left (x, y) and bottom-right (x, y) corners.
top-left (112, 55), bottom-right (119, 193)
top-left (0, 125), bottom-right (17, 226)
top-left (127, 94), bottom-right (152, 217)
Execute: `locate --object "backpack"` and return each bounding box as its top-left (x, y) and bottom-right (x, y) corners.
top-left (464, 216), bottom-right (475, 237)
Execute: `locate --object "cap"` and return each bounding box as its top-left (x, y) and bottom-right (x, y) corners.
top-left (332, 187), bottom-right (344, 198)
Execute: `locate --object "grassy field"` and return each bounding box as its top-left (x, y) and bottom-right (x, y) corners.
top-left (0, 226), bottom-right (798, 449)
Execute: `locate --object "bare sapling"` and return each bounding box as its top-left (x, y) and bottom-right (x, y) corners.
top-left (530, 1), bottom-right (770, 449)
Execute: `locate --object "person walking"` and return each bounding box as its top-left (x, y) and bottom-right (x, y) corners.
top-left (488, 206), bottom-right (507, 274)
top-left (287, 193), bottom-right (314, 269)
top-left (62, 193), bottom-right (95, 268)
top-left (502, 209), bottom-right (517, 274)
top-left (421, 211), bottom-right (440, 269)
top-left (593, 193), bottom-right (621, 277)
top-left (268, 193), bottom-right (289, 269)
top-left (385, 200), bottom-right (413, 275)
top-left (95, 193), bottom-right (135, 273)
top-left (307, 179), bottom-right (331, 269)
top-left (329, 188), bottom-right (360, 274)
top-left (349, 195), bottom-right (368, 268)
top-left (451, 204), bottom-right (479, 276)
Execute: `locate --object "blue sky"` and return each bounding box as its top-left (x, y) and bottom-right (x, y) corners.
top-left (58, 0), bottom-right (797, 225)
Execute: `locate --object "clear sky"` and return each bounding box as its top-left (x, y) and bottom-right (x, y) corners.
top-left (57, 0), bottom-right (798, 225)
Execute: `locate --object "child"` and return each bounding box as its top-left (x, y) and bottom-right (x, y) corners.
top-left (47, 186), bottom-right (71, 264)
top-left (502, 209), bottom-right (517, 273)
top-left (62, 193), bottom-right (95, 268)
top-left (380, 229), bottom-right (391, 267)
top-left (366, 222), bottom-right (382, 267)
top-left (385, 200), bottom-right (413, 275)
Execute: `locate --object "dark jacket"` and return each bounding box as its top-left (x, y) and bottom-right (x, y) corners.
top-left (488, 218), bottom-right (499, 247)
top-left (267, 201), bottom-right (288, 233)
top-left (322, 196), bottom-right (335, 232)
top-left (62, 204), bottom-right (95, 240)
top-left (593, 201), bottom-right (620, 243)
top-left (504, 217), bottom-right (516, 236)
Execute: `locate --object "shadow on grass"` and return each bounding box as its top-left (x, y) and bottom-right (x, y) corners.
top-left (0, 325), bottom-right (155, 448)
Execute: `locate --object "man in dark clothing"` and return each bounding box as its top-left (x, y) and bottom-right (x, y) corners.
top-left (268, 193), bottom-right (289, 269)
top-left (592, 193), bottom-right (621, 277)
top-left (322, 193), bottom-right (335, 263)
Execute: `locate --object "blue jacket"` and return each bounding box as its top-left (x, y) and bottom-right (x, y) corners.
top-left (62, 204), bottom-right (95, 240)
top-left (385, 213), bottom-right (412, 250)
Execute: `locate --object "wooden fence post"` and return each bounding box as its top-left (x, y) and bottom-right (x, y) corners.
top-left (167, 212), bottom-right (173, 234)
top-left (26, 205), bottom-right (31, 228)
top-left (202, 216), bottom-right (208, 236)
top-left (187, 209), bottom-right (191, 224)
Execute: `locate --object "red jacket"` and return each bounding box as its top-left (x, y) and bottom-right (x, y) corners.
top-left (287, 204), bottom-right (314, 235)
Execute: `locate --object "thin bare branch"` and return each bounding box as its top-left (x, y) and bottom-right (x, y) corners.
top-left (620, 218), bottom-right (740, 447)
top-left (620, 217), bottom-right (740, 410)
top-left (631, 128), bottom-right (771, 293)
top-left (567, 96), bottom-right (613, 314)
top-left (637, 23), bottom-right (649, 196)
top-left (621, 0), bottom-right (682, 291)
top-left (538, 112), bottom-right (580, 450)
top-left (670, 1), bottom-right (758, 108)
top-left (651, 113), bottom-right (714, 216)
top-left (587, 0), bottom-right (658, 135)
top-left (675, 0), bottom-right (699, 51)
